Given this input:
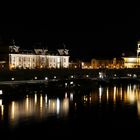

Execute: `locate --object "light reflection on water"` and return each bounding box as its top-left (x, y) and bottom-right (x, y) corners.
top-left (0, 93), bottom-right (70, 127)
top-left (1, 84), bottom-right (140, 128)
top-left (81, 84), bottom-right (140, 119)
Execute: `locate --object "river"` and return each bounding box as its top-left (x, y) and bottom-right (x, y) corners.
top-left (0, 83), bottom-right (140, 138)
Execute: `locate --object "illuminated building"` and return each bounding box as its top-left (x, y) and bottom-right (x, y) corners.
top-left (81, 61), bottom-right (92, 69)
top-left (122, 41), bottom-right (140, 68)
top-left (8, 42), bottom-right (69, 70)
top-left (91, 58), bottom-right (124, 69)
top-left (122, 57), bottom-right (137, 68)
top-left (69, 60), bottom-right (82, 69)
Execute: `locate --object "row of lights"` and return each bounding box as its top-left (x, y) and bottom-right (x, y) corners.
top-left (11, 76), bottom-right (50, 81)
top-left (113, 73), bottom-right (137, 78)
top-left (10, 74), bottom-right (90, 81)
top-left (10, 73), bottom-right (138, 81)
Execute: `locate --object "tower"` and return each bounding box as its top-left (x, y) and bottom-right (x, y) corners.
top-left (137, 41), bottom-right (140, 66)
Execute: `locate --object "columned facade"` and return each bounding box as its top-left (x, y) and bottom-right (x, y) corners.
top-left (8, 45), bottom-right (69, 70)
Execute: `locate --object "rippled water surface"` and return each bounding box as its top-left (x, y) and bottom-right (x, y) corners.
top-left (0, 83), bottom-right (140, 138)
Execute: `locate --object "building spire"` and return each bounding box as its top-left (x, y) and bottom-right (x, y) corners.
top-left (12, 39), bottom-right (15, 46)
top-left (63, 43), bottom-right (66, 49)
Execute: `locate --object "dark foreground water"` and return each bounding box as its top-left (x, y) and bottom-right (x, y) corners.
top-left (0, 83), bottom-right (140, 139)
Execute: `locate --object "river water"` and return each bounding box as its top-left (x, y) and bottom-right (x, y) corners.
top-left (0, 83), bottom-right (140, 138)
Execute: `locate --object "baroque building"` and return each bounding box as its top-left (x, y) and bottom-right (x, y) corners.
top-left (8, 43), bottom-right (69, 70)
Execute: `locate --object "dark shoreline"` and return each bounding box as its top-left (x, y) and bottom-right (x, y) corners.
top-left (0, 68), bottom-right (140, 81)
top-left (0, 68), bottom-right (140, 98)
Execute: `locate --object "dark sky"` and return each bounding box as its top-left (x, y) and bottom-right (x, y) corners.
top-left (0, 4), bottom-right (140, 61)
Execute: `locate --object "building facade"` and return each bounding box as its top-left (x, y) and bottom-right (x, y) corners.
top-left (9, 45), bottom-right (69, 70)
top-left (122, 57), bottom-right (138, 68)
top-left (122, 41), bottom-right (140, 68)
top-left (91, 58), bottom-right (124, 69)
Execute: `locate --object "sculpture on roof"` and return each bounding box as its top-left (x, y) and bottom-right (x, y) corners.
top-left (9, 40), bottom-right (20, 53)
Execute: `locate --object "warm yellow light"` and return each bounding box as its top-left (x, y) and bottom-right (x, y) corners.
top-left (99, 86), bottom-right (102, 103)
top-left (137, 100), bottom-right (140, 118)
top-left (40, 94), bottom-right (43, 114)
top-left (35, 94), bottom-right (37, 105)
top-left (0, 99), bottom-right (4, 118)
top-left (62, 98), bottom-right (69, 114)
top-left (9, 64), bottom-right (15, 70)
top-left (0, 99), bottom-right (2, 106)
top-left (45, 94), bottom-right (48, 104)
top-left (40, 94), bottom-right (43, 108)
top-left (113, 86), bottom-right (116, 103)
top-left (106, 88), bottom-right (109, 102)
top-left (56, 98), bottom-right (60, 114)
top-left (26, 97), bottom-right (29, 112)
top-left (11, 101), bottom-right (15, 120)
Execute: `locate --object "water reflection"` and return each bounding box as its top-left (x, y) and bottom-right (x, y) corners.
top-left (99, 86), bottom-right (103, 103)
top-left (1, 83), bottom-right (140, 128)
top-left (81, 84), bottom-right (140, 119)
top-left (7, 93), bottom-right (70, 126)
top-left (0, 99), bottom-right (4, 120)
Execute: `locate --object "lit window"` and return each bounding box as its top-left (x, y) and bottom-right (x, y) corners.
top-left (57, 58), bottom-right (60, 63)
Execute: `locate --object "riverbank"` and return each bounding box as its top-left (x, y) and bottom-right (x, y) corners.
top-left (0, 68), bottom-right (140, 81)
top-left (0, 68), bottom-right (140, 97)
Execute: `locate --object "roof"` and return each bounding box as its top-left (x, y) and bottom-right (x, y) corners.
top-left (57, 49), bottom-right (69, 55)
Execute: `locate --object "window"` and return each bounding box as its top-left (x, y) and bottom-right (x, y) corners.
top-left (57, 58), bottom-right (60, 63)
top-left (13, 57), bottom-right (15, 62)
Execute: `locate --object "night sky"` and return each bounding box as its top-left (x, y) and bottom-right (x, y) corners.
top-left (0, 4), bottom-right (140, 61)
